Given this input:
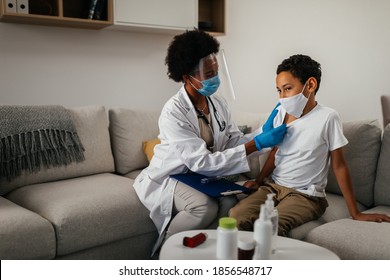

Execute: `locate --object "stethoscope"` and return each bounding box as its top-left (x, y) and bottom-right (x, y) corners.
top-left (195, 96), bottom-right (226, 132)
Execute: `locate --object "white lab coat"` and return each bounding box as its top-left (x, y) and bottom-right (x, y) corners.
top-left (133, 86), bottom-right (256, 245)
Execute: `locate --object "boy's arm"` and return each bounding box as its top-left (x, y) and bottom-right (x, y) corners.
top-left (331, 148), bottom-right (390, 222)
top-left (244, 147), bottom-right (277, 190)
top-left (256, 147), bottom-right (277, 185)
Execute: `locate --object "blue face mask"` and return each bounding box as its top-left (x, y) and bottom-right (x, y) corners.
top-left (190, 75), bottom-right (221, 97)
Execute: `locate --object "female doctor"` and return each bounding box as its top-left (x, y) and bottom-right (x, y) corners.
top-left (133, 30), bottom-right (287, 253)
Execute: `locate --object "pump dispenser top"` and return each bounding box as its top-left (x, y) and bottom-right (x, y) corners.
top-left (265, 193), bottom-right (278, 254)
top-left (265, 193), bottom-right (275, 211)
top-left (259, 204), bottom-right (268, 221)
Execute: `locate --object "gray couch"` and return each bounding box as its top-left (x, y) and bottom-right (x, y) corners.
top-left (0, 106), bottom-right (158, 260)
top-left (304, 122), bottom-right (390, 259)
top-left (1, 106), bottom-right (389, 260)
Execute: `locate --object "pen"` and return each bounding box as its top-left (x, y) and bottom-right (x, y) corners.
top-left (220, 190), bottom-right (243, 196)
top-left (201, 176), bottom-right (222, 184)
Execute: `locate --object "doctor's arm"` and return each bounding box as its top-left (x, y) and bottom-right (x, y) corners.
top-left (331, 148), bottom-right (390, 222)
top-left (160, 113), bottom-right (250, 176)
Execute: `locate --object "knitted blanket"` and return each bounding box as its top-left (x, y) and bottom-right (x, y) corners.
top-left (0, 105), bottom-right (85, 179)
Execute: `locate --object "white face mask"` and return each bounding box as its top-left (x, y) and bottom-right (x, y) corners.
top-left (279, 82), bottom-right (311, 118)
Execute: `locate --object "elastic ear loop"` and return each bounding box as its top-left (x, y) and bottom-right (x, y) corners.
top-left (188, 76), bottom-right (202, 91)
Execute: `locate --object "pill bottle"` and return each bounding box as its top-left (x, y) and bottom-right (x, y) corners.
top-left (238, 236), bottom-right (255, 260)
top-left (216, 217), bottom-right (238, 260)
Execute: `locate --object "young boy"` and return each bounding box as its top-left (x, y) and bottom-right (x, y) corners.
top-left (229, 54), bottom-right (390, 236)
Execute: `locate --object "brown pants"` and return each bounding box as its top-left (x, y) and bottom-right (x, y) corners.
top-left (229, 179), bottom-right (328, 236)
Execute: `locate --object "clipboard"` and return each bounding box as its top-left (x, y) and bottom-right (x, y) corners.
top-left (170, 173), bottom-right (249, 198)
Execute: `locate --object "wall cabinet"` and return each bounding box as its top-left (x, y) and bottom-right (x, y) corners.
top-left (0, 0), bottom-right (225, 34)
top-left (198, 0), bottom-right (225, 35)
top-left (112, 0), bottom-right (197, 33)
top-left (0, 0), bottom-right (113, 29)
top-left (112, 0), bottom-right (225, 35)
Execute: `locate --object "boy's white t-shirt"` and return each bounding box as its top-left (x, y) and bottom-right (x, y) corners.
top-left (271, 103), bottom-right (348, 197)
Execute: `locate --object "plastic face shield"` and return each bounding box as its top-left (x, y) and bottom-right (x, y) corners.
top-left (191, 53), bottom-right (219, 81)
top-left (216, 49), bottom-right (236, 103)
top-left (191, 51), bottom-right (236, 102)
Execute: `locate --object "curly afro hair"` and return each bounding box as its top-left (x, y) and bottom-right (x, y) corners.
top-left (277, 54), bottom-right (322, 93)
top-left (165, 29), bottom-right (220, 82)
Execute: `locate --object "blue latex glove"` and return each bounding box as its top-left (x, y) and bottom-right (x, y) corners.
top-left (254, 124), bottom-right (287, 150)
top-left (262, 103), bottom-right (281, 133)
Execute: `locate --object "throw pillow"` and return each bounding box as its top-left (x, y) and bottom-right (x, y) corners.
top-left (143, 138), bottom-right (161, 162)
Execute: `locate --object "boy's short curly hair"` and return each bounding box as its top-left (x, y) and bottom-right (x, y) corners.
top-left (277, 54), bottom-right (322, 93)
top-left (165, 30), bottom-right (220, 82)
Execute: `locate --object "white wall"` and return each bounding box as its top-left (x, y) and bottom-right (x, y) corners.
top-left (0, 23), bottom-right (178, 110)
top-left (1, 0), bottom-right (390, 125)
top-left (220, 0), bottom-right (390, 125)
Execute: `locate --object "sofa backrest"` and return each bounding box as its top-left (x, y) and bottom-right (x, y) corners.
top-left (374, 124), bottom-right (390, 206)
top-left (109, 108), bottom-right (160, 175)
top-left (326, 119), bottom-right (382, 208)
top-left (231, 110), bottom-right (268, 134)
top-left (108, 108), bottom-right (270, 176)
top-left (232, 110), bottom-right (270, 179)
top-left (0, 106), bottom-right (115, 196)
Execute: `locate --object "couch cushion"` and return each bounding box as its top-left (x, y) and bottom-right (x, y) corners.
top-left (0, 106), bottom-right (115, 195)
top-left (374, 124), bottom-right (390, 206)
top-left (56, 232), bottom-right (158, 260)
top-left (305, 206), bottom-right (390, 259)
top-left (289, 192), bottom-right (367, 239)
top-left (6, 173), bottom-right (156, 256)
top-left (326, 119), bottom-right (381, 207)
top-left (109, 108), bottom-right (160, 175)
top-left (0, 196), bottom-right (56, 259)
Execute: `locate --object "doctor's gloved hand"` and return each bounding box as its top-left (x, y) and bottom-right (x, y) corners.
top-left (262, 103), bottom-right (281, 133)
top-left (254, 124), bottom-right (287, 150)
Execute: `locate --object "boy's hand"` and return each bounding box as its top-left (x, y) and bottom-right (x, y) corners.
top-left (243, 180), bottom-right (259, 191)
top-left (353, 212), bottom-right (390, 223)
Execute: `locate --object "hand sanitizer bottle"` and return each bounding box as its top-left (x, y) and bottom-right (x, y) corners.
top-left (253, 204), bottom-right (272, 260)
top-left (265, 193), bottom-right (278, 254)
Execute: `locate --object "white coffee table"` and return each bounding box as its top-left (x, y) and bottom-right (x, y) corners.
top-left (159, 229), bottom-right (339, 260)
